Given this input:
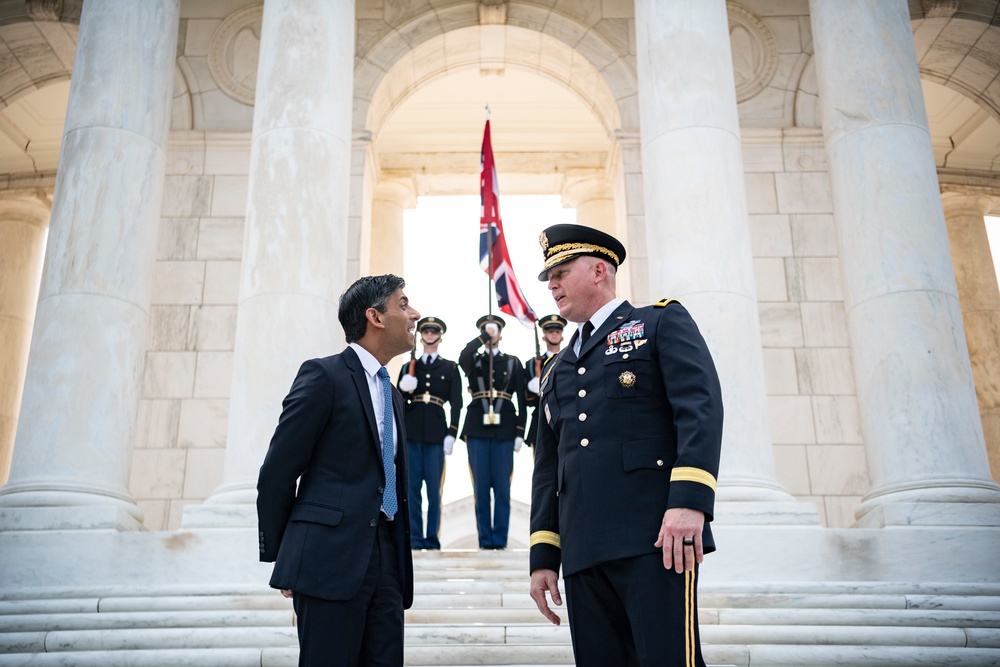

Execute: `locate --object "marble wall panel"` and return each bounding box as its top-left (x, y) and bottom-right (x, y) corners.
top-left (744, 172), bottom-right (778, 213)
top-left (133, 399), bottom-right (181, 450)
top-left (209, 176), bottom-right (248, 217)
top-left (193, 351), bottom-right (233, 398)
top-left (749, 214), bottom-right (793, 256)
top-left (812, 395), bottom-right (864, 445)
top-left (753, 258), bottom-right (789, 301)
top-left (142, 352), bottom-right (197, 399)
top-left (197, 217), bottom-right (244, 260)
top-left (801, 302), bottom-right (849, 347)
top-left (203, 261), bottom-right (241, 305)
top-left (738, 0), bottom-right (809, 17)
top-left (184, 19), bottom-right (221, 57)
top-left (148, 305), bottom-right (191, 351)
top-left (823, 495), bottom-right (863, 529)
top-left (762, 348), bottom-right (800, 394)
top-left (166, 141), bottom-right (206, 176)
top-left (741, 139), bottom-right (785, 172)
top-left (785, 257), bottom-right (843, 302)
top-left (196, 89), bottom-right (255, 131)
top-left (161, 175), bottom-right (213, 217)
top-left (768, 395), bottom-right (816, 444)
top-left (167, 499), bottom-right (195, 530)
top-left (774, 172), bottom-right (832, 213)
top-left (758, 303), bottom-right (804, 348)
top-left (806, 445), bottom-right (868, 495)
top-left (190, 305), bottom-right (237, 351)
top-left (157, 218), bottom-right (199, 260)
top-left (182, 447), bottom-right (226, 499)
top-left (151, 261), bottom-right (206, 305)
top-left (601, 0), bottom-right (632, 19)
top-left (130, 448), bottom-right (186, 499)
top-left (136, 499), bottom-right (170, 531)
top-left (738, 87), bottom-right (793, 127)
top-left (781, 139), bottom-right (827, 173)
top-left (204, 142), bottom-right (251, 175)
top-left (790, 214), bottom-right (837, 256)
top-left (772, 444), bottom-right (811, 495)
top-left (794, 348), bottom-right (856, 395)
top-left (178, 398), bottom-right (229, 449)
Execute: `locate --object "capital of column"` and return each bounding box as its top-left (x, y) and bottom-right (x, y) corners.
top-left (940, 185), bottom-right (998, 219)
top-left (559, 169), bottom-right (611, 209)
top-left (373, 177), bottom-right (416, 209)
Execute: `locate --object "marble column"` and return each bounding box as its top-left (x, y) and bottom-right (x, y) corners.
top-left (0, 196), bottom-right (49, 487)
top-left (810, 0), bottom-right (1000, 526)
top-left (634, 0), bottom-right (810, 521)
top-left (0, 0), bottom-right (180, 530)
top-left (370, 179), bottom-right (414, 277)
top-left (941, 188), bottom-right (1000, 483)
top-left (191, 0), bottom-right (356, 523)
top-left (561, 172), bottom-right (616, 236)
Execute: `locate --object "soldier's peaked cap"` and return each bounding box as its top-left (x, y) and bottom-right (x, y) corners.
top-left (417, 317), bottom-right (446, 334)
top-left (538, 314), bottom-right (568, 330)
top-left (537, 223), bottom-right (626, 280)
top-left (476, 314), bottom-right (506, 331)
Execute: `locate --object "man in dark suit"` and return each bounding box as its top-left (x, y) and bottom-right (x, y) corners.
top-left (524, 314), bottom-right (567, 448)
top-left (527, 225), bottom-right (724, 667)
top-left (458, 314), bottom-right (527, 549)
top-left (397, 316), bottom-right (462, 549)
top-left (257, 274), bottom-right (420, 667)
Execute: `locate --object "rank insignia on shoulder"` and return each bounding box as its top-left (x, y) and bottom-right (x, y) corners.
top-left (654, 298), bottom-right (678, 308)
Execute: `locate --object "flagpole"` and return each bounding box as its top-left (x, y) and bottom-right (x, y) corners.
top-left (484, 104), bottom-right (496, 423)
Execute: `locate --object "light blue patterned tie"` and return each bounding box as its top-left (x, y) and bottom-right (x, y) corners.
top-left (376, 367), bottom-right (397, 518)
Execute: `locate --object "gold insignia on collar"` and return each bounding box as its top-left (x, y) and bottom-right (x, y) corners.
top-left (619, 371), bottom-right (636, 388)
top-left (539, 231), bottom-right (549, 252)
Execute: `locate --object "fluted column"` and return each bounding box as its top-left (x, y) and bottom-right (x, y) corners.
top-left (810, 0), bottom-right (1000, 526)
top-left (941, 188), bottom-right (1000, 483)
top-left (0, 0), bottom-right (180, 530)
top-left (370, 179), bottom-right (414, 277)
top-left (0, 196), bottom-right (49, 487)
top-left (635, 0), bottom-right (808, 520)
top-left (192, 0), bottom-right (356, 522)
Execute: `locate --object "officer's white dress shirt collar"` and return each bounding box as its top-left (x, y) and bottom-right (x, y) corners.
top-left (422, 353), bottom-right (437, 364)
top-left (572, 298), bottom-right (623, 356)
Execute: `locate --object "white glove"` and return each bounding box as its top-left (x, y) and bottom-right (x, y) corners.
top-left (527, 376), bottom-right (540, 394)
top-left (514, 437), bottom-right (524, 453)
top-left (443, 435), bottom-right (455, 456)
top-left (484, 322), bottom-right (499, 336)
top-left (399, 374), bottom-right (418, 393)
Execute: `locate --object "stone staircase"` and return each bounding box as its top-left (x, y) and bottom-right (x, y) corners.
top-left (1, 549), bottom-right (999, 666)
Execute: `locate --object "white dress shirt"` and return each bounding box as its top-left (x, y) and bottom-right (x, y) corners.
top-left (349, 342), bottom-right (398, 456)
top-left (572, 298), bottom-right (624, 356)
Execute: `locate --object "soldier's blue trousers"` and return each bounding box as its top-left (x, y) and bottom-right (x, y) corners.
top-left (407, 440), bottom-right (444, 550)
top-left (466, 437), bottom-right (514, 549)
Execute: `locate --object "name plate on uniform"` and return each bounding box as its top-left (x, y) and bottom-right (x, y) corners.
top-left (483, 411), bottom-right (501, 425)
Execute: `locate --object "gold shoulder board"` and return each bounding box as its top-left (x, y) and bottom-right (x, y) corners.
top-left (654, 298), bottom-right (678, 308)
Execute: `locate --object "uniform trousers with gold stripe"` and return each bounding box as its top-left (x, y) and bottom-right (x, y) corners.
top-left (564, 555), bottom-right (704, 667)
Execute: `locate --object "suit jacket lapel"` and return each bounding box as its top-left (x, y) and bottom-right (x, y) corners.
top-left (344, 346), bottom-right (380, 451)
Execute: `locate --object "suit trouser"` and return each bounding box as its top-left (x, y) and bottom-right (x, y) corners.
top-left (407, 440), bottom-right (445, 549)
top-left (292, 515), bottom-right (403, 667)
top-left (564, 554), bottom-right (706, 667)
top-left (466, 436), bottom-right (513, 549)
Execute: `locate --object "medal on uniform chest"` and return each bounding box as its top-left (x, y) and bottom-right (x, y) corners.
top-left (619, 370), bottom-right (637, 388)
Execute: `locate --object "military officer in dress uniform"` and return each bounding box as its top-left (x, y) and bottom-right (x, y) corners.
top-left (458, 314), bottom-right (527, 550)
top-left (524, 314), bottom-right (567, 448)
top-left (398, 317), bottom-right (463, 550)
top-left (527, 224), bottom-right (724, 667)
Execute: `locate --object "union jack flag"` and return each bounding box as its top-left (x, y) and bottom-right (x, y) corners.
top-left (480, 119), bottom-right (537, 327)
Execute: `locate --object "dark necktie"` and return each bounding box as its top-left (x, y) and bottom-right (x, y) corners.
top-left (579, 321), bottom-right (595, 349)
top-left (376, 367), bottom-right (397, 518)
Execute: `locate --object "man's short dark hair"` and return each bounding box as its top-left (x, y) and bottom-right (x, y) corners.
top-left (339, 274), bottom-right (406, 343)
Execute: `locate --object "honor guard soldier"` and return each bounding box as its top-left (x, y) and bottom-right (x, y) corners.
top-left (524, 314), bottom-right (567, 448)
top-left (527, 224), bottom-right (723, 667)
top-left (397, 317), bottom-right (462, 550)
top-left (458, 314), bottom-right (527, 550)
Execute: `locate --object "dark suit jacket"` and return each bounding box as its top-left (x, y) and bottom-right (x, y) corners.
top-left (257, 346), bottom-right (413, 608)
top-left (529, 300), bottom-right (723, 577)
top-left (397, 355), bottom-right (463, 443)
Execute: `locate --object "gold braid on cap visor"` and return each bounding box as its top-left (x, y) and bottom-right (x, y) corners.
top-left (543, 243), bottom-right (620, 269)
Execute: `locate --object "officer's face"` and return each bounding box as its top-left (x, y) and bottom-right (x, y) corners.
top-left (543, 328), bottom-right (563, 346)
top-left (547, 257), bottom-right (600, 322)
top-left (381, 289), bottom-right (420, 356)
top-left (421, 328), bottom-right (441, 346)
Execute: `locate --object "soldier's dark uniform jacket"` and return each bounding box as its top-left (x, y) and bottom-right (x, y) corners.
top-left (529, 299), bottom-right (723, 577)
top-left (397, 355), bottom-right (462, 442)
top-left (459, 329), bottom-right (527, 441)
top-left (524, 352), bottom-right (557, 447)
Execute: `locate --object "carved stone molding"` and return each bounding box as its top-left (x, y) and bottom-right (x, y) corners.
top-left (479, 0), bottom-right (507, 26)
top-left (208, 4), bottom-right (263, 106)
top-left (922, 0), bottom-right (960, 18)
top-left (26, 0), bottom-right (62, 21)
top-left (727, 2), bottom-right (778, 103)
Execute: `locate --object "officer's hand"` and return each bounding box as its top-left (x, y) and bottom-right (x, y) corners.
top-left (399, 374), bottom-right (418, 393)
top-left (527, 376), bottom-right (540, 394)
top-left (443, 435), bottom-right (455, 456)
top-left (654, 507), bottom-right (705, 574)
top-left (514, 437), bottom-right (524, 452)
top-left (529, 568), bottom-right (562, 625)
